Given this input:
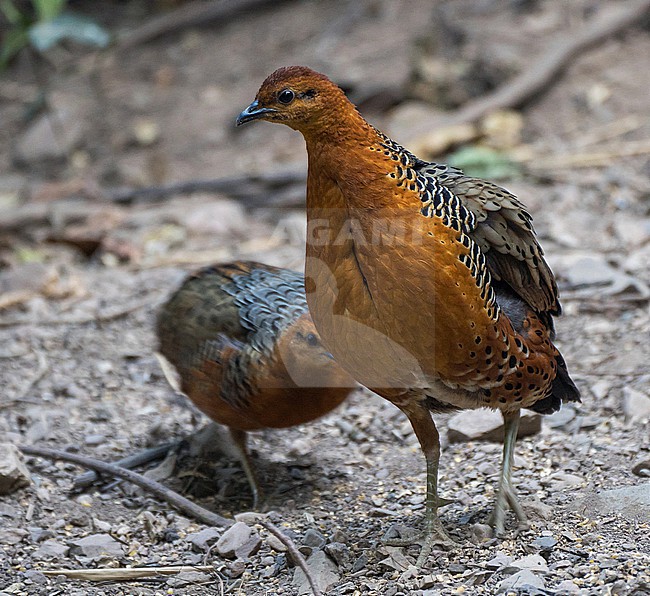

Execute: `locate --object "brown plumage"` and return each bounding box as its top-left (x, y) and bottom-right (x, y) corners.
top-left (156, 261), bottom-right (356, 506)
top-left (237, 66), bottom-right (580, 562)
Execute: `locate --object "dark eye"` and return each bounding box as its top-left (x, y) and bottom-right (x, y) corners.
top-left (306, 333), bottom-right (319, 346)
top-left (278, 89), bottom-right (295, 104)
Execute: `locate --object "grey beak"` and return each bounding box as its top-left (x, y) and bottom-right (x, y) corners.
top-left (236, 100), bottom-right (277, 126)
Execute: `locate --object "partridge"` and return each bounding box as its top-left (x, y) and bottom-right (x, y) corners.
top-left (156, 261), bottom-right (355, 506)
top-left (237, 67), bottom-right (580, 563)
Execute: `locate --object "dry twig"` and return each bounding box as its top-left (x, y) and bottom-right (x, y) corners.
top-left (117, 0), bottom-right (292, 49)
top-left (260, 520), bottom-right (323, 596)
top-left (19, 445), bottom-right (233, 527)
top-left (0, 296), bottom-right (155, 328)
top-left (415, 0), bottom-right (650, 155)
top-left (72, 441), bottom-right (181, 490)
top-left (42, 565), bottom-right (217, 581)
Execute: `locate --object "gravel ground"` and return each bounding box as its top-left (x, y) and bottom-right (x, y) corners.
top-left (1, 1), bottom-right (649, 594)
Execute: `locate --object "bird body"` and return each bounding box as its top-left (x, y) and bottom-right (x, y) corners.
top-left (156, 261), bottom-right (355, 503)
top-left (237, 67), bottom-right (580, 561)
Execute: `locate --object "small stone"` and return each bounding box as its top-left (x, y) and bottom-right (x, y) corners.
top-left (186, 527), bottom-right (221, 552)
top-left (83, 434), bottom-right (106, 446)
top-left (292, 550), bottom-right (340, 595)
top-left (22, 571), bottom-right (47, 585)
top-left (234, 511), bottom-right (264, 525)
top-left (574, 483), bottom-right (650, 522)
top-left (0, 443), bottom-right (31, 495)
top-left (555, 579), bottom-right (581, 594)
top-left (632, 460), bottom-right (650, 477)
top-left (498, 569), bottom-right (546, 593)
top-left (13, 91), bottom-right (88, 165)
top-left (303, 529), bottom-right (326, 549)
top-left (623, 387), bottom-right (650, 421)
top-left (325, 542), bottom-right (352, 569)
top-left (470, 522), bottom-right (493, 543)
top-left (265, 533), bottom-right (287, 552)
top-left (0, 528), bottom-right (27, 545)
top-left (506, 554), bottom-right (549, 574)
top-left (532, 535), bottom-right (557, 551)
top-left (69, 533), bottom-right (124, 560)
top-left (166, 570), bottom-right (211, 587)
top-left (486, 552), bottom-right (512, 569)
top-left (447, 410), bottom-right (541, 443)
top-left (521, 496), bottom-right (553, 520)
top-left (545, 405), bottom-right (577, 430)
top-left (215, 522), bottom-right (261, 559)
top-left (330, 529), bottom-right (348, 544)
top-left (28, 527), bottom-right (54, 543)
top-left (33, 539), bottom-right (69, 560)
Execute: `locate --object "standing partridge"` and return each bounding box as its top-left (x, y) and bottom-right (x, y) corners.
top-left (156, 261), bottom-right (356, 506)
top-left (237, 67), bottom-right (580, 563)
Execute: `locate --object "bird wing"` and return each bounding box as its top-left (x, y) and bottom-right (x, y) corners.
top-left (417, 162), bottom-right (561, 315)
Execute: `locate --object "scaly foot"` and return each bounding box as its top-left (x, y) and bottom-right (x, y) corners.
top-left (382, 514), bottom-right (458, 567)
top-left (488, 482), bottom-right (529, 536)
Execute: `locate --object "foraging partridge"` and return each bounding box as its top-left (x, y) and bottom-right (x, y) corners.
top-left (237, 67), bottom-right (580, 563)
top-left (156, 261), bottom-right (355, 506)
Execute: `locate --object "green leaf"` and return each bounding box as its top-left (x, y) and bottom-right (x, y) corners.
top-left (28, 12), bottom-right (111, 51)
top-left (447, 146), bottom-right (521, 180)
top-left (0, 27), bottom-right (28, 69)
top-left (32, 0), bottom-right (66, 22)
top-left (0, 0), bottom-right (22, 25)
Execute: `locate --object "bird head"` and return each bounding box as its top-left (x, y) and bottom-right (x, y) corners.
top-left (236, 66), bottom-right (354, 135)
top-left (278, 314), bottom-right (355, 388)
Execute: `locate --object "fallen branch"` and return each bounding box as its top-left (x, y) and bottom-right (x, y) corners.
top-left (260, 520), bottom-right (323, 596)
top-left (105, 169), bottom-right (306, 206)
top-left (19, 445), bottom-right (233, 528)
top-left (42, 565), bottom-right (217, 581)
top-left (72, 441), bottom-right (181, 491)
top-left (117, 0), bottom-right (293, 50)
top-left (448, 0), bottom-right (650, 126)
top-left (0, 296), bottom-right (155, 328)
top-left (415, 0), bottom-right (650, 155)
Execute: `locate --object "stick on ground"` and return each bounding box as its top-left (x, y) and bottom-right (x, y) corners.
top-left (260, 520), bottom-right (323, 596)
top-left (19, 445), bottom-right (232, 528)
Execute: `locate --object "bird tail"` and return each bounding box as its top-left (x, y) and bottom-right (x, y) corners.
top-left (529, 351), bottom-right (581, 415)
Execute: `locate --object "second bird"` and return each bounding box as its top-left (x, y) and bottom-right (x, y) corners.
top-left (156, 261), bottom-right (356, 506)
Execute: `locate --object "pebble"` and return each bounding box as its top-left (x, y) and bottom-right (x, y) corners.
top-left (532, 535), bottom-right (557, 551)
top-left (325, 542), bottom-right (352, 569)
top-left (69, 533), bottom-right (124, 560)
top-left (486, 552), bottom-right (512, 570)
top-left (0, 529), bottom-right (27, 545)
top-left (265, 532), bottom-right (288, 552)
top-left (447, 410), bottom-right (541, 443)
top-left (292, 550), bottom-right (340, 595)
top-left (33, 539), bottom-right (69, 560)
top-left (575, 483), bottom-right (650, 522)
top-left (506, 554), bottom-right (549, 574)
top-left (303, 528), bottom-right (326, 549)
top-left (498, 569), bottom-right (546, 593)
top-left (186, 527), bottom-right (222, 552)
top-left (555, 579), bottom-right (582, 594)
top-left (623, 387), bottom-right (650, 421)
top-left (216, 522), bottom-right (262, 559)
top-left (0, 443), bottom-right (31, 495)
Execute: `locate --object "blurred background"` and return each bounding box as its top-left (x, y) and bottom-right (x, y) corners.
top-left (0, 1), bottom-right (649, 594)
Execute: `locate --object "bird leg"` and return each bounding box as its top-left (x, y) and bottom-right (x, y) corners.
top-left (383, 402), bottom-right (456, 567)
top-left (228, 428), bottom-right (262, 509)
top-left (489, 409), bottom-right (528, 535)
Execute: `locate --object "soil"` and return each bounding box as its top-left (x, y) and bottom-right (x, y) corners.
top-left (1, 1), bottom-right (649, 595)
